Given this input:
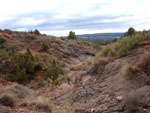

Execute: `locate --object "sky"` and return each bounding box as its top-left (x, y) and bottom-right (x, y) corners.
top-left (0, 0), bottom-right (150, 36)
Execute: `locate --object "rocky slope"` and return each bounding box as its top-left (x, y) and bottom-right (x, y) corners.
top-left (1, 29), bottom-right (150, 113)
top-left (0, 29), bottom-right (99, 64)
top-left (0, 29), bottom-right (99, 113)
top-left (40, 45), bottom-right (150, 113)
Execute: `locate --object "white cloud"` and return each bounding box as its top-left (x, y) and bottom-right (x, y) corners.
top-left (17, 17), bottom-right (45, 26)
top-left (0, 0), bottom-right (150, 35)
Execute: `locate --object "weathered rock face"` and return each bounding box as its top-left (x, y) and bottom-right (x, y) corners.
top-left (70, 46), bottom-right (150, 113)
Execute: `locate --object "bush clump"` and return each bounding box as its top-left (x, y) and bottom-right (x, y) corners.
top-left (97, 33), bottom-right (144, 58)
top-left (0, 95), bottom-right (15, 107)
top-left (37, 80), bottom-right (45, 88)
top-left (95, 29), bottom-right (146, 59)
top-left (0, 37), bottom-right (7, 45)
top-left (96, 45), bottom-right (115, 58)
top-left (41, 43), bottom-right (49, 51)
top-left (34, 29), bottom-right (41, 35)
top-left (117, 34), bottom-right (144, 57)
top-left (121, 63), bottom-right (139, 79)
top-left (9, 48), bottom-right (36, 84)
top-left (137, 52), bottom-right (150, 74)
top-left (44, 58), bottom-right (64, 81)
top-left (124, 27), bottom-right (136, 36)
top-left (125, 92), bottom-right (141, 112)
top-left (91, 57), bottom-right (109, 74)
top-left (68, 31), bottom-right (77, 39)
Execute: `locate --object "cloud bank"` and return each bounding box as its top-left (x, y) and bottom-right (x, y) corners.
top-left (0, 0), bottom-right (150, 36)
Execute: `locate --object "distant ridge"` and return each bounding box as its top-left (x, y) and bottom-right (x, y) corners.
top-left (77, 32), bottom-right (124, 40)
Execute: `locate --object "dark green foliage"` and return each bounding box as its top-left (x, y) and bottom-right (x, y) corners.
top-left (68, 31), bottom-right (77, 39)
top-left (9, 68), bottom-right (28, 84)
top-left (44, 59), bottom-right (64, 81)
top-left (0, 40), bottom-right (18, 76)
top-left (9, 48), bottom-right (36, 84)
top-left (34, 29), bottom-right (40, 35)
top-left (5, 43), bottom-right (18, 53)
top-left (117, 34), bottom-right (143, 57)
top-left (124, 27), bottom-right (136, 36)
top-left (91, 38), bottom-right (117, 45)
top-left (37, 80), bottom-right (44, 88)
top-left (0, 49), bottom-right (10, 74)
top-left (0, 37), bottom-right (7, 45)
top-left (0, 35), bottom-right (65, 84)
top-left (96, 31), bottom-right (144, 59)
top-left (60, 37), bottom-right (67, 40)
top-left (96, 45), bottom-right (115, 58)
top-left (41, 43), bottom-right (49, 51)
top-left (0, 49), bottom-right (9, 61)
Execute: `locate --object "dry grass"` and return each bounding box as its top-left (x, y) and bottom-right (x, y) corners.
top-left (124, 92), bottom-right (141, 113)
top-left (121, 63), bottom-right (139, 79)
top-left (137, 52), bottom-right (150, 74)
top-left (0, 94), bottom-right (15, 107)
top-left (91, 57), bottom-right (109, 74)
top-left (0, 84), bottom-right (52, 112)
top-left (51, 105), bottom-right (75, 113)
top-left (25, 34), bottom-right (36, 40)
top-left (24, 96), bottom-right (51, 113)
top-left (121, 53), bottom-right (150, 79)
top-left (95, 45), bottom-right (115, 59)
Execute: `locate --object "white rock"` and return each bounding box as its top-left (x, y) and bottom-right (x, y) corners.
top-left (116, 96), bottom-right (123, 101)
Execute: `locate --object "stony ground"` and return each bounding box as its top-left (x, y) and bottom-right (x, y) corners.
top-left (1, 30), bottom-right (150, 113)
top-left (38, 45), bottom-right (150, 113)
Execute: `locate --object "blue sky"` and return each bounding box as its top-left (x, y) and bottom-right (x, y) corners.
top-left (0, 0), bottom-right (150, 36)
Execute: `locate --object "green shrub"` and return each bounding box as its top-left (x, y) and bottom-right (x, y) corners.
top-left (91, 38), bottom-right (117, 45)
top-left (117, 34), bottom-right (143, 57)
top-left (124, 27), bottom-right (136, 36)
top-left (41, 43), bottom-right (49, 51)
top-left (53, 79), bottom-right (59, 85)
top-left (9, 48), bottom-right (36, 84)
top-left (97, 33), bottom-right (144, 58)
top-left (44, 59), bottom-right (64, 81)
top-left (8, 68), bottom-right (28, 84)
top-left (68, 31), bottom-right (76, 39)
top-left (0, 49), bottom-right (9, 61)
top-left (5, 43), bottom-right (18, 53)
top-left (0, 37), bottom-right (6, 45)
top-left (60, 37), bottom-right (67, 40)
top-left (96, 45), bottom-right (115, 58)
top-left (34, 29), bottom-right (40, 35)
top-left (37, 80), bottom-right (45, 88)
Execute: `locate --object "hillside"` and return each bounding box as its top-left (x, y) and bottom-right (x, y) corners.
top-left (0, 29), bottom-right (100, 113)
top-left (77, 33), bottom-right (124, 40)
top-left (1, 29), bottom-right (150, 113)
